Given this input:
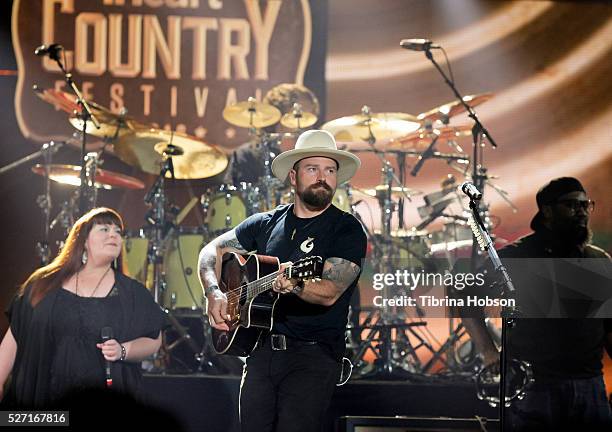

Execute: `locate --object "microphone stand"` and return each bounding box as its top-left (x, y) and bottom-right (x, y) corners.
top-left (419, 48), bottom-right (516, 426)
top-left (422, 48), bottom-right (497, 149)
top-left (419, 45), bottom-right (498, 261)
top-left (45, 47), bottom-right (100, 215)
top-left (467, 196), bottom-right (517, 431)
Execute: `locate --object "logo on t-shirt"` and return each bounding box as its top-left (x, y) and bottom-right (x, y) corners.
top-left (300, 237), bottom-right (315, 253)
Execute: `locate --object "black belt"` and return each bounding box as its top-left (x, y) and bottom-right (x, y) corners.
top-left (258, 333), bottom-right (317, 351)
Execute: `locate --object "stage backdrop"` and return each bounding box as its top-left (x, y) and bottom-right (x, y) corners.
top-left (12, 0), bottom-right (326, 150)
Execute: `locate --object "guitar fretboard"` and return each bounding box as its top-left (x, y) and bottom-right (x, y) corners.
top-left (245, 267), bottom-right (292, 300)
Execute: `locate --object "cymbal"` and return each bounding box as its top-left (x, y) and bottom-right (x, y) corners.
top-left (386, 125), bottom-right (473, 150)
top-left (68, 113), bottom-right (139, 139)
top-left (263, 83), bottom-right (320, 118)
top-left (114, 128), bottom-right (228, 179)
top-left (280, 110), bottom-right (317, 129)
top-left (322, 111), bottom-right (421, 143)
top-left (31, 164), bottom-right (145, 190)
top-left (353, 185), bottom-right (422, 199)
top-left (417, 93), bottom-right (494, 122)
top-left (34, 87), bottom-right (138, 138)
top-left (222, 97), bottom-right (281, 128)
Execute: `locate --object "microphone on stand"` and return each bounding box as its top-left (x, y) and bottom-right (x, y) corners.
top-left (400, 39), bottom-right (440, 51)
top-left (34, 44), bottom-right (64, 58)
top-left (101, 327), bottom-right (114, 388)
top-left (460, 182), bottom-right (483, 201)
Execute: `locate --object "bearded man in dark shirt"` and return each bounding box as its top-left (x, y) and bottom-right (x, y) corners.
top-left (199, 130), bottom-right (366, 432)
top-left (463, 177), bottom-right (612, 431)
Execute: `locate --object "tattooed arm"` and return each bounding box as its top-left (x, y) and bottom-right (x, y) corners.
top-left (275, 257), bottom-right (361, 306)
top-left (198, 229), bottom-right (248, 330)
top-left (198, 228), bottom-right (247, 294)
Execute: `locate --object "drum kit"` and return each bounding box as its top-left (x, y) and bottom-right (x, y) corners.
top-left (319, 96), bottom-right (515, 380)
top-left (3, 73), bottom-right (516, 377)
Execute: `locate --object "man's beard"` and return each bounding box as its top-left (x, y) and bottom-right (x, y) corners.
top-left (553, 220), bottom-right (592, 248)
top-left (297, 181), bottom-right (334, 210)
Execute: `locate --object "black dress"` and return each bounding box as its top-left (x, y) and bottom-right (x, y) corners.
top-left (4, 271), bottom-right (167, 408)
top-left (49, 286), bottom-right (123, 400)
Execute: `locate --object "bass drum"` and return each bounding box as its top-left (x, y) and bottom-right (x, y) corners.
top-left (121, 228), bottom-right (149, 284)
top-left (163, 227), bottom-right (206, 314)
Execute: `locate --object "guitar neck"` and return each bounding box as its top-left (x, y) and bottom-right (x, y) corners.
top-left (246, 267), bottom-right (292, 300)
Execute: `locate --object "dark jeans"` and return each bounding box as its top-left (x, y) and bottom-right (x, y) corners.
top-left (508, 375), bottom-right (612, 431)
top-left (239, 340), bottom-right (342, 432)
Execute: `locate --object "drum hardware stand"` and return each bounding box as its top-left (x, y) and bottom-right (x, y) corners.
top-left (193, 315), bottom-right (218, 372)
top-left (352, 109), bottom-right (462, 379)
top-left (410, 133), bottom-right (440, 178)
top-left (143, 146), bottom-right (179, 304)
top-left (239, 99), bottom-right (284, 212)
top-left (194, 314), bottom-right (243, 375)
top-left (159, 309), bottom-right (204, 372)
top-left (82, 152), bottom-right (100, 210)
top-left (43, 44), bottom-right (101, 216)
top-left (36, 204), bottom-right (52, 265)
top-left (0, 140), bottom-right (66, 265)
top-left (351, 159), bottom-right (433, 380)
top-left (351, 315), bottom-right (436, 379)
top-left (289, 102), bottom-right (305, 130)
top-left (141, 150), bottom-right (173, 372)
top-left (395, 147), bottom-right (426, 229)
top-left (39, 141), bottom-right (59, 265)
top-left (143, 148), bottom-right (227, 374)
top-left (49, 190), bottom-right (79, 237)
top-left (258, 132), bottom-right (284, 210)
top-left (419, 319), bottom-right (475, 376)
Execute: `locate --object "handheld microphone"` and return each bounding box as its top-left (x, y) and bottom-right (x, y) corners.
top-left (101, 327), bottom-right (113, 388)
top-left (400, 38), bottom-right (440, 51)
top-left (460, 182), bottom-right (483, 201)
top-left (34, 44), bottom-right (64, 58)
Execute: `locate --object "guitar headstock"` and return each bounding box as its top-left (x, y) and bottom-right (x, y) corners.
top-left (287, 256), bottom-right (323, 281)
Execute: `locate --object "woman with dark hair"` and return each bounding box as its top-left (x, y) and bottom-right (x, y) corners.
top-left (0, 207), bottom-right (166, 408)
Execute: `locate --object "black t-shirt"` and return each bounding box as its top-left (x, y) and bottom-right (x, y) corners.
top-left (499, 230), bottom-right (612, 379)
top-left (234, 203), bottom-right (367, 358)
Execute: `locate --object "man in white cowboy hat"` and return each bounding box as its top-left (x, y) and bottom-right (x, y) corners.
top-left (198, 129), bottom-right (367, 432)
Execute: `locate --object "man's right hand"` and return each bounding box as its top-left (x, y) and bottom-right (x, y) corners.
top-left (206, 288), bottom-right (230, 331)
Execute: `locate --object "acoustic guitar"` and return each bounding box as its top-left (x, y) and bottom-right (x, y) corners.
top-left (211, 252), bottom-right (323, 356)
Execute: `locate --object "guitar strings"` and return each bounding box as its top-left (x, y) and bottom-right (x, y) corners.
top-left (224, 269), bottom-right (284, 302)
top-left (223, 259), bottom-right (319, 304)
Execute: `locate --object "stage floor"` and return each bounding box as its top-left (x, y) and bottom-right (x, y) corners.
top-left (141, 373), bottom-right (498, 432)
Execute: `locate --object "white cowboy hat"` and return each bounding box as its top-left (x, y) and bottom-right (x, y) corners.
top-left (271, 130), bottom-right (360, 184)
